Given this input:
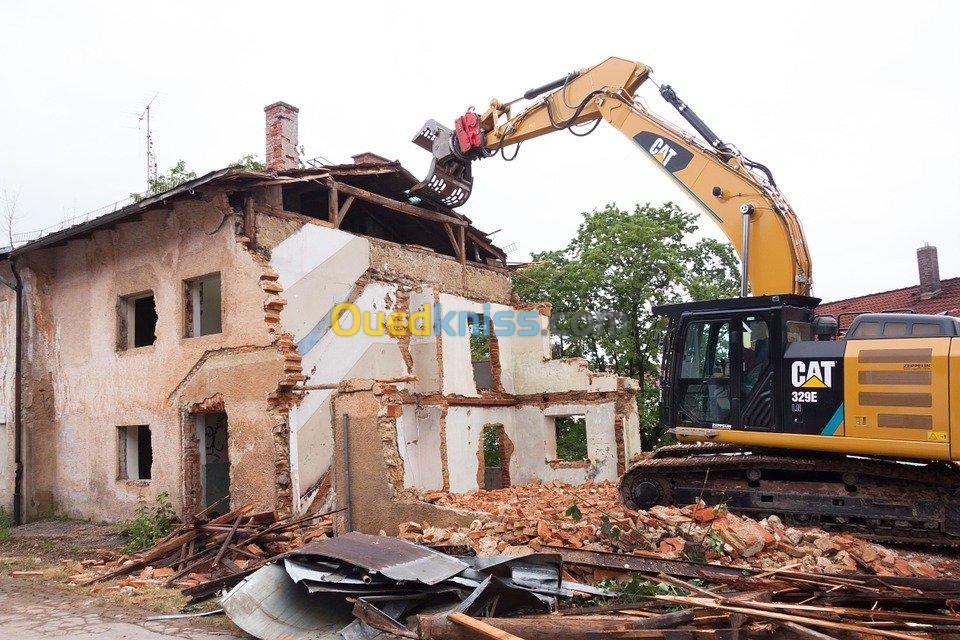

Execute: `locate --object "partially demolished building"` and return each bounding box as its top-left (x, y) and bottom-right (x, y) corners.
top-left (0, 102), bottom-right (640, 529)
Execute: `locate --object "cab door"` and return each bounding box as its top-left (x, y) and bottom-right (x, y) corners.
top-left (737, 314), bottom-right (778, 431)
top-left (673, 318), bottom-right (734, 428)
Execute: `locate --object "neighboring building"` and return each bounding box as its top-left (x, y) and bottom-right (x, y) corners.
top-left (817, 244), bottom-right (960, 331)
top-left (0, 102), bottom-right (640, 530)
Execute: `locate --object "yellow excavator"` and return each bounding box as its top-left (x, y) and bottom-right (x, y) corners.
top-left (411, 57), bottom-right (960, 546)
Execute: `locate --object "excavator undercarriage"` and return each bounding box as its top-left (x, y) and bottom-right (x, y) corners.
top-left (621, 444), bottom-right (960, 547)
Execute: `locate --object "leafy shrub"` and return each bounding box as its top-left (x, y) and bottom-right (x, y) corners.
top-left (0, 506), bottom-right (12, 543)
top-left (122, 492), bottom-right (176, 553)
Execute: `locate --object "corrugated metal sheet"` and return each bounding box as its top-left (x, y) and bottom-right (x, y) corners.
top-left (291, 531), bottom-right (468, 586)
top-left (221, 563), bottom-right (354, 640)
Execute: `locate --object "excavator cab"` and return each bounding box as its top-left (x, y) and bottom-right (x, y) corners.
top-left (656, 295), bottom-right (823, 437)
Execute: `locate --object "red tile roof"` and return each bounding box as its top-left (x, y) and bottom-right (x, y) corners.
top-left (817, 276), bottom-right (960, 329)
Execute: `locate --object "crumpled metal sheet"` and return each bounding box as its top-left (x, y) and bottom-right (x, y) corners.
top-left (221, 563), bottom-right (355, 640)
top-left (454, 574), bottom-right (553, 617)
top-left (291, 531), bottom-right (468, 585)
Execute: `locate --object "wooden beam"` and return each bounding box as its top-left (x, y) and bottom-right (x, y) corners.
top-left (443, 223), bottom-right (461, 261)
top-left (449, 614), bottom-right (526, 640)
top-left (318, 178), bottom-right (467, 227)
top-left (467, 229), bottom-right (506, 260)
top-left (337, 196), bottom-right (355, 228)
top-left (328, 183), bottom-right (339, 226)
top-left (458, 226), bottom-right (466, 268)
top-left (243, 197), bottom-right (257, 248)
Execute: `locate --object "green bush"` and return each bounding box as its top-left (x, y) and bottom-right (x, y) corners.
top-left (122, 492), bottom-right (176, 554)
top-left (0, 506), bottom-right (12, 543)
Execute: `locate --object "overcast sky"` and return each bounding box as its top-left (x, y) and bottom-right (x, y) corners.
top-left (1, 1), bottom-right (957, 302)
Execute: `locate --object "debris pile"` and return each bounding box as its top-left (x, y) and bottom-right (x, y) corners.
top-left (221, 530), bottom-right (594, 639)
top-left (72, 503), bottom-right (336, 600)
top-left (221, 530), bottom-right (960, 640)
top-left (405, 481), bottom-right (949, 577)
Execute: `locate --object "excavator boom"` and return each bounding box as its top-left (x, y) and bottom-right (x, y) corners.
top-left (411, 57), bottom-right (812, 297)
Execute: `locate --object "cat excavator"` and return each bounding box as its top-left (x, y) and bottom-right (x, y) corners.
top-left (410, 57), bottom-right (960, 546)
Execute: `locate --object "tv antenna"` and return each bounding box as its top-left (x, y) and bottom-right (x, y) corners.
top-left (139, 93), bottom-right (159, 186)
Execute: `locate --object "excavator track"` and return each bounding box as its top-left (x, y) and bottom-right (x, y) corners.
top-left (619, 444), bottom-right (960, 547)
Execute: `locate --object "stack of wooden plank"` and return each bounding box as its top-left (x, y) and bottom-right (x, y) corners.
top-left (75, 502), bottom-right (337, 601)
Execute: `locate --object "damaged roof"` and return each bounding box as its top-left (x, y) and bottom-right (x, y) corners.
top-left (6, 160), bottom-right (506, 265)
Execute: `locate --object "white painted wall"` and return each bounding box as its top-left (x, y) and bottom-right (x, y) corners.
top-left (439, 402), bottom-right (622, 493)
top-left (273, 226), bottom-right (412, 511)
top-left (397, 405), bottom-right (444, 490)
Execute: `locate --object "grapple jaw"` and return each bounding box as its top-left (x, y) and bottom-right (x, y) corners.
top-left (410, 112), bottom-right (486, 209)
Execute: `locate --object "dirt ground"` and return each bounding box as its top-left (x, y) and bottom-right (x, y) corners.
top-left (0, 520), bottom-right (248, 639)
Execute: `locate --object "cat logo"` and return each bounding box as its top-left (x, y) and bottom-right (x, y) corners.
top-left (791, 360), bottom-right (836, 389)
top-left (649, 138), bottom-right (678, 167)
top-left (634, 132), bottom-right (694, 174)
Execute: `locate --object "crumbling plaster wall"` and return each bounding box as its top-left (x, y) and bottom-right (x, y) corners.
top-left (0, 281), bottom-right (16, 514)
top-left (331, 380), bottom-right (476, 536)
top-left (398, 401), bottom-right (626, 495)
top-left (19, 196), bottom-right (286, 521)
top-left (266, 216), bottom-right (639, 514)
top-left (437, 295), bottom-right (620, 397)
top-left (267, 218), bottom-right (516, 512)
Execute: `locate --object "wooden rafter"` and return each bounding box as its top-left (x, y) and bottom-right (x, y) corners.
top-left (317, 178), bottom-right (467, 227)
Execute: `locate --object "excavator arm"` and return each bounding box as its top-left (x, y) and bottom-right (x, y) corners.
top-left (411, 57), bottom-right (812, 297)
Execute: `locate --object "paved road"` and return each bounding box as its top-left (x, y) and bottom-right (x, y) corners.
top-left (0, 576), bottom-right (247, 640)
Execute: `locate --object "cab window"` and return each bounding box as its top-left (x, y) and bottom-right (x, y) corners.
top-left (681, 322), bottom-right (729, 379)
top-left (912, 322), bottom-right (941, 337)
top-left (882, 322), bottom-right (907, 338)
top-left (850, 321), bottom-right (880, 338)
top-left (786, 321), bottom-right (811, 343)
top-left (677, 321), bottom-right (731, 424)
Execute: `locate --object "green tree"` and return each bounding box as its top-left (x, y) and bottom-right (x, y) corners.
top-left (513, 202), bottom-right (739, 449)
top-left (131, 160), bottom-right (197, 202)
top-left (229, 153), bottom-right (266, 171)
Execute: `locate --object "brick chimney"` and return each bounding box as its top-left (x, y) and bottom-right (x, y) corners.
top-left (264, 101), bottom-right (299, 171)
top-left (917, 243), bottom-right (942, 300)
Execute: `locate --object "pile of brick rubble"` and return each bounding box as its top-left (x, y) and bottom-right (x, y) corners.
top-left (402, 480), bottom-right (949, 578)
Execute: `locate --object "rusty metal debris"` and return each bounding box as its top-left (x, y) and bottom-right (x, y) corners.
top-left (293, 531), bottom-right (468, 585)
top-left (221, 533), bottom-right (574, 639)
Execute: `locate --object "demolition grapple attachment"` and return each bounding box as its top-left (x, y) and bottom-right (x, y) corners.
top-left (410, 111), bottom-right (486, 208)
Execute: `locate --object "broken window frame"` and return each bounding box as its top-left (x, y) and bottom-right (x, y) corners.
top-left (117, 425), bottom-right (153, 481)
top-left (183, 272), bottom-right (223, 338)
top-left (549, 414), bottom-right (589, 463)
top-left (117, 290), bottom-right (158, 351)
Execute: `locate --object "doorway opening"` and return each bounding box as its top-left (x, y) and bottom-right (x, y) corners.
top-left (481, 424), bottom-right (511, 490)
top-left (195, 412), bottom-right (230, 516)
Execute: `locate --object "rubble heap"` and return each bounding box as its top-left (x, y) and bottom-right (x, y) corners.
top-left (403, 481), bottom-right (948, 577)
